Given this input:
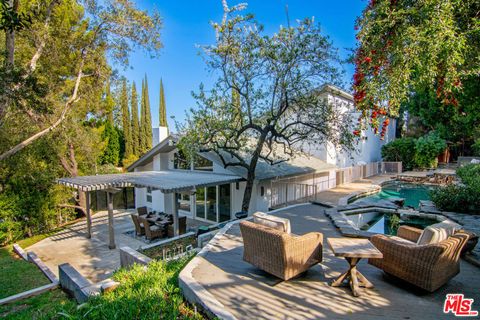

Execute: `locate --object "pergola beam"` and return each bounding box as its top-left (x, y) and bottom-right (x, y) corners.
top-left (85, 191), bottom-right (92, 239)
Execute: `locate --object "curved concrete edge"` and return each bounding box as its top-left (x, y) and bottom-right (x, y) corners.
top-left (178, 203), bottom-right (311, 320)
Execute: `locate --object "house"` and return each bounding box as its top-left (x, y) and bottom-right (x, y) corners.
top-left (125, 84), bottom-right (396, 224)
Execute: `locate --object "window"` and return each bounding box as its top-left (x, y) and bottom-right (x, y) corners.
top-left (173, 150), bottom-right (190, 170)
top-left (146, 187), bottom-right (152, 203)
top-left (193, 156), bottom-right (213, 171)
top-left (178, 193), bottom-right (191, 212)
top-left (260, 186), bottom-right (265, 196)
top-left (236, 182), bottom-right (239, 190)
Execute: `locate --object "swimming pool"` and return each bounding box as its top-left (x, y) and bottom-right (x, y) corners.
top-left (346, 210), bottom-right (438, 235)
top-left (354, 181), bottom-right (437, 208)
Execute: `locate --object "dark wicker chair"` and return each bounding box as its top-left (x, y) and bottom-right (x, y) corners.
top-left (137, 206), bottom-right (148, 216)
top-left (138, 216), bottom-right (164, 241)
top-left (131, 214), bottom-right (145, 236)
top-left (167, 216), bottom-right (187, 237)
top-left (368, 225), bottom-right (470, 292)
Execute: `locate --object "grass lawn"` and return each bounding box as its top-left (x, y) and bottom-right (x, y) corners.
top-left (0, 233), bottom-right (58, 299)
top-left (1, 254), bottom-right (203, 319)
top-left (0, 289), bottom-right (76, 320)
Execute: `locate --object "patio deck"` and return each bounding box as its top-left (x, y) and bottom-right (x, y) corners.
top-left (181, 204), bottom-right (480, 320)
top-left (27, 210), bottom-right (207, 282)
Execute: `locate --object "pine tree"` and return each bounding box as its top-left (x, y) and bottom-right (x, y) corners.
top-left (159, 78), bottom-right (168, 127)
top-left (143, 75), bottom-right (153, 150)
top-left (120, 79), bottom-right (132, 157)
top-left (131, 82), bottom-right (140, 156)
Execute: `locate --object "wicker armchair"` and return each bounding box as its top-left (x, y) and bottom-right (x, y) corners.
top-left (138, 216), bottom-right (165, 241)
top-left (167, 216), bottom-right (187, 237)
top-left (131, 214), bottom-right (145, 236)
top-left (368, 226), bottom-right (470, 292)
top-left (240, 220), bottom-right (323, 281)
top-left (137, 206), bottom-right (148, 216)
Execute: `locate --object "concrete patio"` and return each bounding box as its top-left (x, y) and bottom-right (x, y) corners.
top-left (26, 210), bottom-right (207, 282)
top-left (180, 203), bottom-right (480, 320)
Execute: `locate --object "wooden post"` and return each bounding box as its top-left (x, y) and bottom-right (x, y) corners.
top-left (85, 191), bottom-right (92, 239)
top-left (107, 192), bottom-right (115, 249)
top-left (172, 193), bottom-right (179, 237)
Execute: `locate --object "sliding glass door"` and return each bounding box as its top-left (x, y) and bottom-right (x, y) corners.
top-left (194, 184), bottom-right (231, 223)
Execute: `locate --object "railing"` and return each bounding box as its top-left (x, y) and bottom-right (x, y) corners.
top-left (269, 161), bottom-right (402, 208)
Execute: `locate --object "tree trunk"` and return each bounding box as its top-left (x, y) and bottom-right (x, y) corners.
top-left (4, 0), bottom-right (18, 66)
top-left (241, 168), bottom-right (255, 212)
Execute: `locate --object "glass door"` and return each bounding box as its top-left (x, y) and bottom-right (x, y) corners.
top-left (195, 187), bottom-right (206, 220)
top-left (218, 184), bottom-right (231, 222)
top-left (206, 186), bottom-right (217, 222)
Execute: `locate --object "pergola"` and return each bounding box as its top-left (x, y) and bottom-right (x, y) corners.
top-left (58, 170), bottom-right (243, 249)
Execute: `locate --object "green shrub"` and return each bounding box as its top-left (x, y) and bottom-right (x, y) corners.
top-left (414, 132), bottom-right (446, 169)
top-left (430, 164), bottom-right (480, 214)
top-left (381, 137), bottom-right (417, 170)
top-left (472, 139), bottom-right (480, 156)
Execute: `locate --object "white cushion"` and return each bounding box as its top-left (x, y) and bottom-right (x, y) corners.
top-left (253, 212), bottom-right (291, 234)
top-left (417, 221), bottom-right (461, 245)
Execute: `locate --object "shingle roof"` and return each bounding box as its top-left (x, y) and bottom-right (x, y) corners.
top-left (58, 170), bottom-right (243, 193)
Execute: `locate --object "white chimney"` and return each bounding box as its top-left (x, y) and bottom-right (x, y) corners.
top-left (152, 126), bottom-right (169, 146)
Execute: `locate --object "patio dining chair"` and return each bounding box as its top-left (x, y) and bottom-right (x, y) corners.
top-left (131, 214), bottom-right (145, 236)
top-left (138, 216), bottom-right (165, 241)
top-left (137, 206), bottom-right (148, 216)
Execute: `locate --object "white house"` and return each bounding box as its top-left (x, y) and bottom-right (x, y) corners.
top-left (125, 84), bottom-right (397, 225)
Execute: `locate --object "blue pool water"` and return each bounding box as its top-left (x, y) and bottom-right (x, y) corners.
top-left (357, 182), bottom-right (436, 208)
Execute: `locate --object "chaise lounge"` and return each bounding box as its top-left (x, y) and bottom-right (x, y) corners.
top-left (240, 212), bottom-right (323, 281)
top-left (368, 222), bottom-right (470, 292)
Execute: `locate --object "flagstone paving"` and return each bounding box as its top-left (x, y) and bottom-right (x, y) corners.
top-left (183, 203), bottom-right (480, 320)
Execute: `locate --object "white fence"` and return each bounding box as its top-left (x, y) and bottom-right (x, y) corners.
top-left (269, 161), bottom-right (402, 208)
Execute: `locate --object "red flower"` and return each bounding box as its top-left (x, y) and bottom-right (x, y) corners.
top-left (383, 118), bottom-right (390, 126)
top-left (364, 57), bottom-right (372, 64)
top-left (353, 130), bottom-right (361, 136)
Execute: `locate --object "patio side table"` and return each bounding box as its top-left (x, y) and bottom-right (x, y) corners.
top-left (327, 237), bottom-right (383, 297)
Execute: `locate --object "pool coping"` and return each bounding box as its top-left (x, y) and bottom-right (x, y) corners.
top-left (325, 202), bottom-right (453, 239)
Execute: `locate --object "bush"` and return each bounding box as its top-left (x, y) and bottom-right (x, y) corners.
top-left (472, 139), bottom-right (480, 156)
top-left (430, 164), bottom-right (480, 214)
top-left (414, 132), bottom-right (446, 169)
top-left (381, 137), bottom-right (416, 170)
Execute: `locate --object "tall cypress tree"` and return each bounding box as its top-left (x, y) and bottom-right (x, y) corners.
top-left (143, 75), bottom-right (152, 150)
top-left (131, 82), bottom-right (140, 156)
top-left (159, 78), bottom-right (168, 127)
top-left (105, 78), bottom-right (115, 125)
top-left (139, 79), bottom-right (146, 153)
top-left (120, 79), bottom-right (132, 157)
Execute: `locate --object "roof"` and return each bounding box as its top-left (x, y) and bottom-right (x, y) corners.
top-left (58, 170), bottom-right (243, 193)
top-left (202, 151), bottom-right (336, 181)
top-left (317, 83), bottom-right (353, 101)
top-left (127, 135), bottom-right (178, 171)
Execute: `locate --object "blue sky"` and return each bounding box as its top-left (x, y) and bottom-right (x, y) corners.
top-left (119, 0), bottom-right (366, 128)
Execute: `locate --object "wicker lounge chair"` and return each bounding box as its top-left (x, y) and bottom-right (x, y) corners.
top-left (131, 214), bottom-right (145, 236)
top-left (240, 220), bottom-right (323, 281)
top-left (368, 225), bottom-right (470, 292)
top-left (138, 216), bottom-right (165, 241)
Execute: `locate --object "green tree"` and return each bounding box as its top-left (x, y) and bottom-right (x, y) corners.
top-left (105, 78), bottom-right (115, 125)
top-left (120, 79), bottom-right (132, 157)
top-left (139, 76), bottom-right (152, 154)
top-left (179, 3), bottom-right (353, 211)
top-left (99, 121), bottom-right (120, 166)
top-left (143, 75), bottom-right (152, 151)
top-left (159, 78), bottom-right (167, 127)
top-left (352, 0), bottom-right (480, 135)
top-left (0, 0), bottom-right (163, 161)
top-left (131, 81), bottom-right (140, 156)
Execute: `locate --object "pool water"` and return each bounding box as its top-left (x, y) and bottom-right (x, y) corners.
top-left (357, 182), bottom-right (436, 208)
top-left (347, 211), bottom-right (438, 235)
